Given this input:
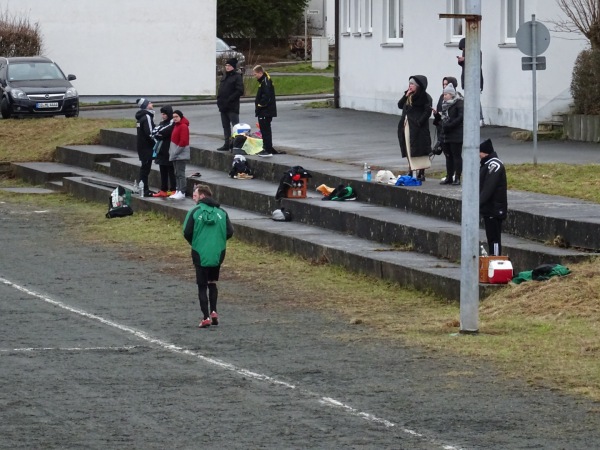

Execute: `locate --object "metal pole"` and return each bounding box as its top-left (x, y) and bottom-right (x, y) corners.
top-left (532, 14), bottom-right (538, 166)
top-left (459, 0), bottom-right (482, 334)
top-left (305, 9), bottom-right (309, 62)
top-left (333, 0), bottom-right (340, 108)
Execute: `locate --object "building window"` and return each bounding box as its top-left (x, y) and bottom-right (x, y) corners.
top-left (354, 0), bottom-right (363, 34)
top-left (504, 0), bottom-right (525, 43)
top-left (365, 0), bottom-right (373, 34)
top-left (451, 0), bottom-right (465, 42)
top-left (341, 0), bottom-right (351, 34)
top-left (386, 0), bottom-right (403, 42)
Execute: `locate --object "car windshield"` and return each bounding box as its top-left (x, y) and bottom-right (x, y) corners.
top-left (216, 39), bottom-right (231, 52)
top-left (7, 62), bottom-right (65, 82)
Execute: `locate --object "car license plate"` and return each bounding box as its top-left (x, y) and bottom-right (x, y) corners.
top-left (36, 102), bottom-right (59, 108)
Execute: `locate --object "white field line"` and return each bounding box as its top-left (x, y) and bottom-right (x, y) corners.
top-left (1, 276), bottom-right (464, 450)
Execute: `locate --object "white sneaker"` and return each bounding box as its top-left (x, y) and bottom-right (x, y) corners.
top-left (173, 191), bottom-right (185, 200)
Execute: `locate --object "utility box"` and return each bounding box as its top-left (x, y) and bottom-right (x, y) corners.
top-left (311, 37), bottom-right (329, 69)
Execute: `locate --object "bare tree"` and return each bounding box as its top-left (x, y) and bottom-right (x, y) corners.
top-left (553, 0), bottom-right (600, 48)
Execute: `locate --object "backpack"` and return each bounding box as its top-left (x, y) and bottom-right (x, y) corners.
top-left (106, 185), bottom-right (134, 218)
top-left (322, 184), bottom-right (357, 201)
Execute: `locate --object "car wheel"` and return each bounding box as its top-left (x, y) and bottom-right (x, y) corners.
top-left (0, 97), bottom-right (12, 119)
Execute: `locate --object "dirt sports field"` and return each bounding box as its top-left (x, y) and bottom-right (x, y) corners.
top-left (2, 200), bottom-right (600, 450)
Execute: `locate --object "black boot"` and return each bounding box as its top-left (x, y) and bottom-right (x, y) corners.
top-left (216, 139), bottom-right (229, 151)
top-left (417, 169), bottom-right (426, 181)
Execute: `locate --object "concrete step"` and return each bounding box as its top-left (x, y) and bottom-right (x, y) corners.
top-left (98, 129), bottom-right (600, 252)
top-left (58, 174), bottom-right (502, 301)
top-left (15, 152), bottom-right (592, 277)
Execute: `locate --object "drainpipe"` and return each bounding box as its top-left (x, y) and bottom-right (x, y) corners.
top-left (334, 0), bottom-right (340, 108)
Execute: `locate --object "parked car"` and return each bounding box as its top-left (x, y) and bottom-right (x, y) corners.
top-left (216, 37), bottom-right (245, 74)
top-left (0, 56), bottom-right (79, 119)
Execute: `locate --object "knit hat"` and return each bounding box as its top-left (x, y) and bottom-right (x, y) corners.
top-left (480, 139), bottom-right (495, 155)
top-left (173, 109), bottom-right (184, 118)
top-left (443, 84), bottom-right (456, 96)
top-left (458, 38), bottom-right (466, 50)
top-left (136, 98), bottom-right (150, 109)
top-left (160, 105), bottom-right (173, 118)
top-left (409, 77), bottom-right (417, 86)
top-left (226, 58), bottom-right (238, 69)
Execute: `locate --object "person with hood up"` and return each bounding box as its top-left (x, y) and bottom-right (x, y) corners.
top-left (216, 58), bottom-right (244, 151)
top-left (135, 98), bottom-right (155, 196)
top-left (151, 105), bottom-right (176, 197)
top-left (169, 110), bottom-right (190, 200)
top-left (479, 139), bottom-right (508, 256)
top-left (253, 64), bottom-right (278, 157)
top-left (439, 82), bottom-right (464, 185)
top-left (397, 75), bottom-right (433, 181)
top-left (183, 184), bottom-right (234, 328)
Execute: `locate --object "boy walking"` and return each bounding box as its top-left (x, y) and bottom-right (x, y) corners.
top-left (183, 184), bottom-right (234, 328)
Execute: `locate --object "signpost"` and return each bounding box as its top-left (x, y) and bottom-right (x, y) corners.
top-left (516, 15), bottom-right (550, 166)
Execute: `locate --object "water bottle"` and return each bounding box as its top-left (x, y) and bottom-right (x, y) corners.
top-left (363, 163), bottom-right (368, 181)
top-left (139, 180), bottom-right (144, 197)
top-left (366, 165), bottom-right (372, 182)
top-left (480, 245), bottom-right (488, 257)
top-left (132, 179), bottom-right (139, 194)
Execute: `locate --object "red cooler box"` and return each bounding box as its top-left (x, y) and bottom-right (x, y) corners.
top-left (488, 260), bottom-right (513, 284)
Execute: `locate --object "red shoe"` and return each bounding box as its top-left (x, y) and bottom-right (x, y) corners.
top-left (198, 318), bottom-right (211, 328)
top-left (152, 190), bottom-right (168, 198)
top-left (210, 311), bottom-right (219, 326)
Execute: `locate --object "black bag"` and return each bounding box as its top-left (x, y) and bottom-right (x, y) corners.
top-left (106, 186), bottom-right (133, 219)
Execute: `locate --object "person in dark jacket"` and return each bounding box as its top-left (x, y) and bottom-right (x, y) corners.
top-left (183, 184), bottom-right (234, 328)
top-left (433, 76), bottom-right (460, 183)
top-left (439, 83), bottom-right (464, 185)
top-left (479, 139), bottom-right (508, 256)
top-left (253, 65), bottom-right (278, 157)
top-left (151, 105), bottom-right (176, 197)
top-left (458, 37), bottom-right (485, 125)
top-left (135, 98), bottom-right (155, 196)
top-left (216, 58), bottom-right (244, 151)
top-left (397, 75), bottom-right (433, 181)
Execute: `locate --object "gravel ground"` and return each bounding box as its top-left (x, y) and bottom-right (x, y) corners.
top-left (1, 200), bottom-right (600, 450)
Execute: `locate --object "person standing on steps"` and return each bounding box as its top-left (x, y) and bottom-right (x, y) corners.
top-left (439, 83), bottom-right (464, 186)
top-left (183, 184), bottom-right (234, 329)
top-left (479, 139), bottom-right (507, 256)
top-left (397, 75), bottom-right (433, 181)
top-left (216, 58), bottom-right (244, 152)
top-left (458, 37), bottom-right (485, 126)
top-left (135, 98), bottom-right (155, 197)
top-left (152, 105), bottom-right (176, 197)
top-left (169, 110), bottom-right (190, 200)
top-left (432, 76), bottom-right (460, 184)
top-left (253, 65), bottom-right (278, 158)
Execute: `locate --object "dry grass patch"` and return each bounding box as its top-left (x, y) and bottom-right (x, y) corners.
top-left (0, 117), bottom-right (135, 163)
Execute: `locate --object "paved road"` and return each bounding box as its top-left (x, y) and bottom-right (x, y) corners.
top-left (82, 99), bottom-right (600, 175)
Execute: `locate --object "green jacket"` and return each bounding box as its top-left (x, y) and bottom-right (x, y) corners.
top-left (183, 198), bottom-right (234, 267)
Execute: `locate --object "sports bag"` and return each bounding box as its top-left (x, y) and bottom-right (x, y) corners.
top-left (106, 185), bottom-right (133, 218)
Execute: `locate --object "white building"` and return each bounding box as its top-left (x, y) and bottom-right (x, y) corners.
top-left (337, 0), bottom-right (588, 129)
top-left (0, 0), bottom-right (216, 98)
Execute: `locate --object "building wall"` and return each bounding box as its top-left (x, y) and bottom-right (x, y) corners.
top-left (338, 0), bottom-right (588, 129)
top-left (0, 0), bottom-right (216, 97)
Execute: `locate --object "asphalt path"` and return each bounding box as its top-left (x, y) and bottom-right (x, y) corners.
top-left (81, 99), bottom-right (600, 175)
top-left (2, 193), bottom-right (600, 448)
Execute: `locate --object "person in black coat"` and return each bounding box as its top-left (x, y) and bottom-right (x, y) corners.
top-left (216, 58), bottom-right (244, 151)
top-left (433, 76), bottom-right (460, 183)
top-left (479, 139), bottom-right (508, 256)
top-left (253, 65), bottom-right (278, 157)
top-left (458, 37), bottom-right (485, 125)
top-left (439, 83), bottom-right (464, 185)
top-left (397, 75), bottom-right (433, 181)
top-left (135, 98), bottom-right (155, 196)
top-left (151, 105), bottom-right (176, 197)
